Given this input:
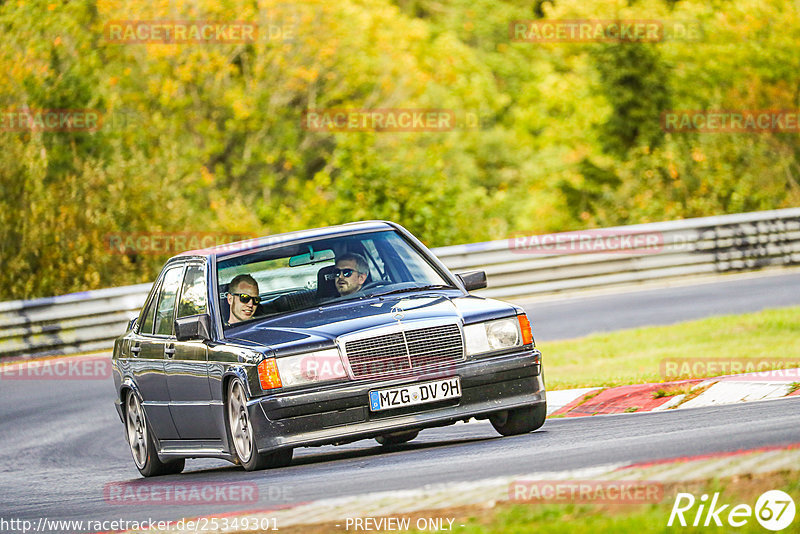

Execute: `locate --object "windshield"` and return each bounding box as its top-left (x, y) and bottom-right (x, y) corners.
top-left (216, 230), bottom-right (452, 327)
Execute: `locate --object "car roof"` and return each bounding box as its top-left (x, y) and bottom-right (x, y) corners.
top-left (171, 220), bottom-right (396, 261)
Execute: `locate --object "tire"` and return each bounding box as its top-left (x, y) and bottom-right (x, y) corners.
top-left (375, 430), bottom-right (419, 446)
top-left (227, 378), bottom-right (293, 471)
top-left (125, 391), bottom-right (185, 477)
top-left (490, 403), bottom-right (547, 436)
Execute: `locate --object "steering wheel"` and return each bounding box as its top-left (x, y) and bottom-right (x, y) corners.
top-left (360, 280), bottom-right (391, 292)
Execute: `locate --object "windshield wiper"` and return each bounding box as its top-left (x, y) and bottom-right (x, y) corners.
top-left (370, 284), bottom-right (457, 298)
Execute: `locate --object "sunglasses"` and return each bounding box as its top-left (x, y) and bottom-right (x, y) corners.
top-left (332, 268), bottom-right (360, 279)
top-left (232, 293), bottom-right (261, 305)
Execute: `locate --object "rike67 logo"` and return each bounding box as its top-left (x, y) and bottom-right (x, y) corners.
top-left (668, 490), bottom-right (796, 531)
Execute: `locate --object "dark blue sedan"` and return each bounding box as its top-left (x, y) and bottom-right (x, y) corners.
top-left (112, 221), bottom-right (546, 476)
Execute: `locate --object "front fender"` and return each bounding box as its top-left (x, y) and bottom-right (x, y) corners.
top-left (222, 365), bottom-right (253, 399)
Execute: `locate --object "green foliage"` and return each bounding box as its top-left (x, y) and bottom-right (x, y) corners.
top-left (591, 43), bottom-right (671, 157)
top-left (1, 0), bottom-right (800, 300)
top-left (558, 158), bottom-right (621, 222)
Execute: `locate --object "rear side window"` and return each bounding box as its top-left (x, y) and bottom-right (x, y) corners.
top-left (177, 264), bottom-right (208, 318)
top-left (154, 266), bottom-right (184, 336)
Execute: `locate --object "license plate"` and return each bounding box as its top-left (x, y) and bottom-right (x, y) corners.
top-left (368, 377), bottom-right (461, 412)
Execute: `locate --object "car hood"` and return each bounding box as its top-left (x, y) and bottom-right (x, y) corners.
top-left (224, 292), bottom-right (519, 356)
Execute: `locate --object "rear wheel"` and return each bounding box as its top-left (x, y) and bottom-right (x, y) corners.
top-left (227, 378), bottom-right (293, 471)
top-left (375, 430), bottom-right (419, 446)
top-left (490, 403), bottom-right (547, 436)
top-left (125, 391), bottom-right (184, 477)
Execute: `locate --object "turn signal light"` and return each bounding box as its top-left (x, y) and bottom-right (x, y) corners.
top-left (257, 358), bottom-right (282, 390)
top-left (517, 314), bottom-right (534, 346)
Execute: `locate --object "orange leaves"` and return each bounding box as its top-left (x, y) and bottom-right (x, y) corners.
top-left (668, 162), bottom-right (679, 180)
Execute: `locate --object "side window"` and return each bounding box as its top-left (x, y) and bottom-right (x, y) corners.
top-left (362, 239), bottom-right (387, 281)
top-left (154, 266), bottom-right (183, 336)
top-left (140, 287), bottom-right (159, 335)
top-left (177, 264), bottom-right (208, 318)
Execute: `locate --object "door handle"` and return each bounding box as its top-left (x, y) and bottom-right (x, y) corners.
top-left (164, 344), bottom-right (176, 358)
top-left (130, 343), bottom-right (141, 357)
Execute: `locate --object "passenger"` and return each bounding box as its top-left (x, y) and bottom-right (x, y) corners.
top-left (333, 253), bottom-right (369, 296)
top-left (226, 274), bottom-right (260, 324)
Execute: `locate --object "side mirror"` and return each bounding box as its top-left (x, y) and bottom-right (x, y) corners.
top-left (175, 313), bottom-right (212, 342)
top-left (456, 271), bottom-right (487, 291)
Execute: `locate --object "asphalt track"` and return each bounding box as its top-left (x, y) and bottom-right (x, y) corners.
top-left (522, 270), bottom-right (800, 340)
top-left (2, 273), bottom-right (800, 531)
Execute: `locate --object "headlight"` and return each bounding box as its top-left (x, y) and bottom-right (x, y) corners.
top-left (487, 319), bottom-right (520, 348)
top-left (274, 348), bottom-right (347, 388)
top-left (465, 315), bottom-right (532, 356)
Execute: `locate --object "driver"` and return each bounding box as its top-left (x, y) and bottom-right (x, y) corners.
top-left (333, 253), bottom-right (369, 296)
top-left (226, 274), bottom-right (260, 324)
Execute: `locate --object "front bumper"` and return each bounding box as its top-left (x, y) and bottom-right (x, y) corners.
top-left (247, 349), bottom-right (545, 452)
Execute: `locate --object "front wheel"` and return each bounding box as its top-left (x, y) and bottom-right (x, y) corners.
top-left (490, 403), bottom-right (547, 436)
top-left (125, 391), bottom-right (184, 477)
top-left (227, 378), bottom-right (293, 471)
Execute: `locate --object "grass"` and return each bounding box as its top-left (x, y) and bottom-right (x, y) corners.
top-left (538, 306), bottom-right (800, 390)
top-left (651, 385), bottom-right (693, 399)
top-left (277, 470), bottom-right (800, 534)
top-left (789, 382), bottom-right (800, 395)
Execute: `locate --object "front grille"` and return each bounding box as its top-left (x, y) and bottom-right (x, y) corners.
top-left (344, 323), bottom-right (464, 378)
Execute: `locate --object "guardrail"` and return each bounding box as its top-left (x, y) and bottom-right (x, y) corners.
top-left (435, 207), bottom-right (800, 299)
top-left (0, 283), bottom-right (153, 359)
top-left (2, 208), bottom-right (799, 358)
